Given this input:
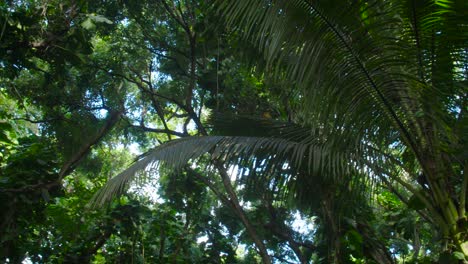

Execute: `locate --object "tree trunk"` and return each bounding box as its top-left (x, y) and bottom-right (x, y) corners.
top-left (321, 194), bottom-right (341, 264)
top-left (215, 162), bottom-right (272, 264)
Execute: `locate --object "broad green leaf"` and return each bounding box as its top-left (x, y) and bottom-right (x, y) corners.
top-left (81, 18), bottom-right (95, 30)
top-left (88, 14), bottom-right (113, 24)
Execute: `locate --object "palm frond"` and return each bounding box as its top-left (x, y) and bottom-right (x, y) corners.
top-left (217, 0), bottom-right (467, 175)
top-left (90, 133), bottom-right (371, 207)
top-left (91, 136), bottom-right (223, 207)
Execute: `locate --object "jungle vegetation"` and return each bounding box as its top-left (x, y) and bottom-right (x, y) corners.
top-left (0, 0), bottom-right (466, 263)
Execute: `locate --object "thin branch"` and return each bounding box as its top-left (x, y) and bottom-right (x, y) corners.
top-left (175, 1), bottom-right (188, 29)
top-left (160, 0), bottom-right (191, 34)
top-left (128, 66), bottom-right (152, 87)
top-left (182, 116), bottom-right (191, 135)
top-left (129, 125), bottom-right (187, 138)
top-left (263, 197), bottom-right (310, 264)
top-left (167, 110), bottom-right (189, 121)
top-left (94, 64), bottom-right (188, 113)
top-left (272, 254), bottom-right (297, 264)
top-left (188, 167), bottom-right (232, 207)
top-left (460, 163), bottom-right (467, 219)
top-left (12, 117), bottom-right (62, 124)
top-left (0, 13), bottom-right (7, 43)
top-left (58, 110), bottom-right (123, 179)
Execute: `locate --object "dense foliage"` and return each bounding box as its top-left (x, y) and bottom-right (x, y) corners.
top-left (0, 0), bottom-right (466, 263)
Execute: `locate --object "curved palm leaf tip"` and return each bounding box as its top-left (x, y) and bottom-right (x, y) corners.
top-left (91, 136), bottom-right (224, 207)
top-left (91, 115), bottom-right (382, 207)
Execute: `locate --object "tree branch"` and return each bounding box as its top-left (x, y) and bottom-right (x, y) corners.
top-left (129, 125), bottom-right (187, 138)
top-left (214, 161), bottom-right (272, 264)
top-left (1, 110), bottom-right (123, 193)
top-left (263, 199), bottom-right (310, 264)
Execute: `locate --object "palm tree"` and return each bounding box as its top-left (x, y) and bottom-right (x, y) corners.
top-left (95, 0), bottom-right (467, 260)
top-left (220, 0), bottom-right (467, 256)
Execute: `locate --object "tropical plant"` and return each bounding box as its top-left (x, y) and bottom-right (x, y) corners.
top-left (95, 0), bottom-right (467, 262)
top-left (1, 0), bottom-right (466, 262)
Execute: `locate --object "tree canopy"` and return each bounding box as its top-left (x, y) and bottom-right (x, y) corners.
top-left (0, 0), bottom-right (466, 263)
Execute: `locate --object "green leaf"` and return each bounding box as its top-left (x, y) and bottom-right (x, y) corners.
top-left (81, 18), bottom-right (95, 30)
top-left (88, 14), bottom-right (113, 24)
top-left (452, 251), bottom-right (465, 260)
top-left (462, 241), bottom-right (468, 257)
top-left (345, 229), bottom-right (363, 254)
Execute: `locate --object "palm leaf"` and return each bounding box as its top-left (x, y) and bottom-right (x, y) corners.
top-left (91, 132), bottom-right (373, 207)
top-left (91, 112), bottom-right (401, 216)
top-left (91, 136), bottom-right (223, 207)
top-left (217, 0), bottom-right (466, 177)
